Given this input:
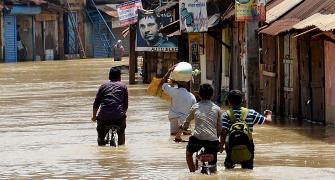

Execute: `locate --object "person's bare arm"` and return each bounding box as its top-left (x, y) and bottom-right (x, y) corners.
top-left (159, 65), bottom-right (175, 90)
top-left (219, 129), bottom-right (228, 153)
top-left (263, 110), bottom-right (272, 124)
top-left (216, 111), bottom-right (222, 138)
top-left (175, 107), bottom-right (195, 141)
top-left (162, 66), bottom-right (174, 83)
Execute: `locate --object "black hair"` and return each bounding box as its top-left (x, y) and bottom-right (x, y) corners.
top-left (227, 90), bottom-right (243, 107)
top-left (199, 83), bottom-right (214, 100)
top-left (137, 9), bottom-right (161, 25)
top-left (109, 67), bottom-right (121, 80)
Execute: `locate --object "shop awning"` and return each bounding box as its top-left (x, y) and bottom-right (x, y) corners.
top-left (10, 5), bottom-right (42, 15)
top-left (5, 0), bottom-right (63, 13)
top-left (208, 13), bottom-right (220, 28)
top-left (122, 27), bottom-right (129, 38)
top-left (259, 18), bottom-right (300, 35)
top-left (97, 4), bottom-right (119, 17)
top-left (293, 13), bottom-right (335, 31)
top-left (266, 0), bottom-right (303, 24)
top-left (43, 2), bottom-right (64, 12)
top-left (154, 1), bottom-right (178, 13)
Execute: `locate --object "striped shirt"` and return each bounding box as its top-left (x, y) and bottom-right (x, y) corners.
top-left (182, 100), bottom-right (222, 141)
top-left (221, 107), bottom-right (265, 132)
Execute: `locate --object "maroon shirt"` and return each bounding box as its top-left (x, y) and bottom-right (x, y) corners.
top-left (93, 80), bottom-right (128, 120)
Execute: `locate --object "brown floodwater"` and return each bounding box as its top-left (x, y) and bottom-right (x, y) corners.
top-left (0, 59), bottom-right (335, 179)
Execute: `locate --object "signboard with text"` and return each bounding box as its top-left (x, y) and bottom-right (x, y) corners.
top-left (235, 0), bottom-right (266, 22)
top-left (179, 0), bottom-right (208, 33)
top-left (117, 0), bottom-right (143, 27)
top-left (136, 10), bottom-right (178, 52)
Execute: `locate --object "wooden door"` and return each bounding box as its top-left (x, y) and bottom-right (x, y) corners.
top-left (283, 35), bottom-right (294, 117)
top-left (261, 35), bottom-right (277, 112)
top-left (310, 38), bottom-right (325, 123)
top-left (35, 21), bottom-right (44, 60)
top-left (299, 36), bottom-right (312, 120)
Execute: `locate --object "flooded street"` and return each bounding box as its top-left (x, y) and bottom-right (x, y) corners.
top-left (0, 59), bottom-right (335, 179)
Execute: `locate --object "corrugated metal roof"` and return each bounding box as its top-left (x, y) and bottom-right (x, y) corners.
top-left (259, 0), bottom-right (335, 35)
top-left (259, 18), bottom-right (300, 35)
top-left (278, 0), bottom-right (335, 20)
top-left (293, 13), bottom-right (335, 31)
top-left (266, 0), bottom-right (303, 23)
top-left (222, 3), bottom-right (234, 20)
top-left (97, 4), bottom-right (118, 17)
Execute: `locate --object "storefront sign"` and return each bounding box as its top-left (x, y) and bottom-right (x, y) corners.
top-left (136, 10), bottom-right (178, 52)
top-left (117, 0), bottom-right (143, 27)
top-left (235, 0), bottom-right (266, 21)
top-left (179, 0), bottom-right (208, 33)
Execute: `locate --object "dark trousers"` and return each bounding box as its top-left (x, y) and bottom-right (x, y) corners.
top-left (187, 136), bottom-right (219, 165)
top-left (96, 117), bottom-right (126, 145)
top-left (224, 141), bottom-right (255, 169)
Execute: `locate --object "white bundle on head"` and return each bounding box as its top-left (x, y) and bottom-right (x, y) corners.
top-left (169, 62), bottom-right (193, 82)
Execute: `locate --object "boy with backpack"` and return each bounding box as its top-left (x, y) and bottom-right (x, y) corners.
top-left (220, 90), bottom-right (272, 169)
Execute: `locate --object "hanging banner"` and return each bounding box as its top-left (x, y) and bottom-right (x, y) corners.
top-left (179, 0), bottom-right (208, 33)
top-left (235, 0), bottom-right (266, 22)
top-left (188, 33), bottom-right (202, 91)
top-left (136, 9), bottom-right (178, 52)
top-left (117, 0), bottom-right (143, 27)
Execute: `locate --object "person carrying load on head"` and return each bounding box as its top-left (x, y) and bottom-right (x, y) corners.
top-left (161, 62), bottom-right (197, 135)
top-left (220, 90), bottom-right (272, 169)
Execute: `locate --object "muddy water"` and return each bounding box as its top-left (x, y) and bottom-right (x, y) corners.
top-left (0, 59), bottom-right (335, 179)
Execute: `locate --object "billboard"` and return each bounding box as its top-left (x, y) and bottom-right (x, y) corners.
top-left (117, 0), bottom-right (143, 27)
top-left (179, 0), bottom-right (208, 33)
top-left (136, 10), bottom-right (178, 52)
top-left (235, 0), bottom-right (266, 21)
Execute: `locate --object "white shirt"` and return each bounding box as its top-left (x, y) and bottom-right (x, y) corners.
top-left (162, 83), bottom-right (197, 120)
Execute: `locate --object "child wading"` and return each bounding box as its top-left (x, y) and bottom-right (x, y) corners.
top-left (220, 90), bottom-right (272, 169)
top-left (175, 83), bottom-right (222, 173)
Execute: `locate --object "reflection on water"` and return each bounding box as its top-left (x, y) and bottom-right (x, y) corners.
top-left (0, 60), bottom-right (335, 179)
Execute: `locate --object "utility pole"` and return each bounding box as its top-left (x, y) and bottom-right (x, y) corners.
top-left (245, 21), bottom-right (260, 111)
top-left (129, 24), bottom-right (136, 84)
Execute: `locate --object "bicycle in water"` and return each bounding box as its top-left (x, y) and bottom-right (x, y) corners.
top-left (175, 138), bottom-right (217, 175)
top-left (105, 125), bottom-right (120, 147)
top-left (195, 147), bottom-right (216, 175)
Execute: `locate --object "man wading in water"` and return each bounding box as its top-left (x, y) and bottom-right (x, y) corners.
top-left (92, 67), bottom-right (128, 146)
